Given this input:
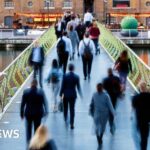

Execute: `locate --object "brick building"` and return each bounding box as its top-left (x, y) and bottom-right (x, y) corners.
top-left (0, 0), bottom-right (150, 28)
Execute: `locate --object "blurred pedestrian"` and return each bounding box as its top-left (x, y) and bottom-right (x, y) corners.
top-left (84, 9), bottom-right (93, 28)
top-left (46, 59), bottom-right (62, 112)
top-left (114, 50), bottom-right (132, 92)
top-left (132, 82), bottom-right (150, 150)
top-left (29, 41), bottom-right (45, 88)
top-left (66, 15), bottom-right (77, 32)
top-left (29, 125), bottom-right (57, 150)
top-left (89, 83), bottom-right (115, 149)
top-left (79, 32), bottom-right (95, 80)
top-left (68, 25), bottom-right (79, 59)
top-left (89, 21), bottom-right (100, 55)
top-left (60, 64), bottom-right (82, 129)
top-left (20, 79), bottom-right (48, 144)
top-left (103, 68), bottom-right (121, 134)
top-left (56, 31), bottom-right (73, 73)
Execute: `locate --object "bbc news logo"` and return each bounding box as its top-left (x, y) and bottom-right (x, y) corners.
top-left (0, 129), bottom-right (20, 139)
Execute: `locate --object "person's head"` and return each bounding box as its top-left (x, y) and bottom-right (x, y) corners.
top-left (138, 81), bottom-right (148, 93)
top-left (120, 50), bottom-right (128, 59)
top-left (84, 31), bottom-right (90, 38)
top-left (107, 68), bottom-right (113, 76)
top-left (97, 83), bottom-right (103, 93)
top-left (34, 41), bottom-right (40, 47)
top-left (52, 59), bottom-right (58, 68)
top-left (76, 14), bottom-right (80, 18)
top-left (68, 63), bottom-right (75, 72)
top-left (29, 125), bottom-right (49, 149)
top-left (92, 21), bottom-right (97, 27)
top-left (63, 31), bottom-right (68, 36)
top-left (31, 79), bottom-right (38, 88)
top-left (71, 15), bottom-right (75, 20)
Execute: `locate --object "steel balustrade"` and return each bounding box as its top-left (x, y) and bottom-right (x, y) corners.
top-left (98, 24), bottom-right (150, 92)
top-left (0, 27), bottom-right (56, 112)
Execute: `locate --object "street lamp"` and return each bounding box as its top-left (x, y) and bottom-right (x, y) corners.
top-left (103, 0), bottom-right (108, 24)
top-left (46, 0), bottom-right (50, 27)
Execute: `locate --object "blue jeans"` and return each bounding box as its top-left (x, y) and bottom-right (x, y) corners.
top-left (119, 71), bottom-right (128, 90)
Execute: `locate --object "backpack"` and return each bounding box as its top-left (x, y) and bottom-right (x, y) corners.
top-left (50, 72), bottom-right (59, 83)
top-left (83, 40), bottom-right (92, 59)
top-left (57, 37), bottom-right (65, 55)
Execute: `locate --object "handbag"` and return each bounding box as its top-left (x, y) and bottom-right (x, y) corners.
top-left (58, 100), bottom-right (63, 112)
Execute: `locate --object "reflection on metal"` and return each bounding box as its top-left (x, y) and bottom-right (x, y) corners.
top-left (0, 27), bottom-right (56, 112)
top-left (99, 23), bottom-right (150, 92)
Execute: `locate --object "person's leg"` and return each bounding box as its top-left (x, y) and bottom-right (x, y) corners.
top-left (38, 65), bottom-right (43, 88)
top-left (69, 98), bottom-right (76, 129)
top-left (92, 39), bottom-right (97, 55)
top-left (34, 117), bottom-right (42, 133)
top-left (25, 117), bottom-right (32, 144)
top-left (82, 56), bottom-right (87, 79)
top-left (63, 98), bottom-right (69, 122)
top-left (87, 56), bottom-right (93, 79)
top-left (33, 63), bottom-right (38, 79)
top-left (63, 52), bottom-right (69, 74)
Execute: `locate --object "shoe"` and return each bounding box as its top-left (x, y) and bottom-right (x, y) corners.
top-left (70, 125), bottom-right (74, 129)
top-left (110, 125), bottom-right (116, 135)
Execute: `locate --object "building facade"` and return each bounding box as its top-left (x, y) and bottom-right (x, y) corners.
top-left (0, 0), bottom-right (150, 28)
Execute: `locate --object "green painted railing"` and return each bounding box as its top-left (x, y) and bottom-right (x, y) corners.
top-left (0, 27), bottom-right (56, 112)
top-left (99, 24), bottom-right (150, 92)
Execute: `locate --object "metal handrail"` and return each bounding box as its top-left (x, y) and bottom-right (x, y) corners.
top-left (0, 27), bottom-right (56, 112)
top-left (98, 23), bottom-right (150, 92)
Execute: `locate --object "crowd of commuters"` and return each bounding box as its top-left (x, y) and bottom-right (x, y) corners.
top-left (20, 10), bottom-right (150, 150)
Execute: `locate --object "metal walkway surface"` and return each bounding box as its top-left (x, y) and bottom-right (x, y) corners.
top-left (0, 46), bottom-right (149, 150)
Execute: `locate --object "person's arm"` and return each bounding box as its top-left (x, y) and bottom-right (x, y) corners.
top-left (41, 89), bottom-right (48, 116)
top-left (76, 76), bottom-right (82, 98)
top-left (75, 31), bottom-right (79, 44)
top-left (128, 59), bottom-right (132, 73)
top-left (90, 39), bottom-right (96, 54)
top-left (20, 90), bottom-right (26, 119)
top-left (59, 75), bottom-right (65, 97)
top-left (89, 96), bottom-right (94, 117)
top-left (79, 40), bottom-right (84, 55)
top-left (68, 39), bottom-right (73, 57)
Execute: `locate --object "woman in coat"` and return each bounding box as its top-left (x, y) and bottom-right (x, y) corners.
top-left (29, 125), bottom-right (57, 150)
top-left (89, 83), bottom-right (115, 149)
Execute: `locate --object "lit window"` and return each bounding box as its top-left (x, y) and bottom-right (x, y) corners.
top-left (44, 0), bottom-right (54, 8)
top-left (113, 0), bottom-right (130, 8)
top-left (4, 0), bottom-right (14, 8)
top-left (63, 0), bottom-right (72, 8)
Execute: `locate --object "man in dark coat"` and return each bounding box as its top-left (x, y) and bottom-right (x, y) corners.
top-left (29, 41), bottom-right (45, 87)
top-left (60, 64), bottom-right (82, 129)
top-left (132, 82), bottom-right (150, 150)
top-left (20, 79), bottom-right (48, 144)
top-left (103, 68), bottom-right (121, 134)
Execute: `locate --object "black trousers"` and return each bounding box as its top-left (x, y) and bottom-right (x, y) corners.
top-left (138, 121), bottom-right (149, 150)
top-left (33, 62), bottom-right (43, 87)
top-left (58, 51), bottom-right (69, 74)
top-left (25, 116), bottom-right (42, 144)
top-left (82, 55), bottom-right (93, 78)
top-left (63, 98), bottom-right (76, 126)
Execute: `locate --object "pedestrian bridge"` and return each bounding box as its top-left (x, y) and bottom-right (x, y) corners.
top-left (0, 24), bottom-right (150, 150)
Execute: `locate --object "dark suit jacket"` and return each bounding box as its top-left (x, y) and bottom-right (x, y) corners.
top-left (60, 72), bottom-right (81, 99)
top-left (29, 46), bottom-right (45, 66)
top-left (20, 87), bottom-right (48, 118)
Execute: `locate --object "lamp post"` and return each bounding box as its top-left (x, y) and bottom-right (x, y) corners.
top-left (103, 0), bottom-right (108, 24)
top-left (46, 0), bottom-right (50, 27)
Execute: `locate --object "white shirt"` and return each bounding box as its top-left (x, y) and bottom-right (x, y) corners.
top-left (84, 12), bottom-right (93, 23)
top-left (57, 36), bottom-right (73, 56)
top-left (57, 22), bottom-right (62, 31)
top-left (66, 20), bottom-right (77, 31)
top-left (79, 37), bottom-right (95, 55)
top-left (32, 47), bottom-right (42, 62)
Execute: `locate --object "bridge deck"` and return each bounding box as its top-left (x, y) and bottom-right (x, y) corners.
top-left (0, 46), bottom-right (149, 150)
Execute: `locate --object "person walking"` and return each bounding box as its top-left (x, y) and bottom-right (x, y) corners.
top-left (89, 21), bottom-right (100, 55)
top-left (68, 25), bottom-right (79, 59)
top-left (84, 9), bottom-right (93, 28)
top-left (114, 50), bottom-right (132, 92)
top-left (103, 68), bottom-right (121, 134)
top-left (46, 59), bottom-right (62, 112)
top-left (56, 31), bottom-right (73, 74)
top-left (132, 82), bottom-right (150, 150)
top-left (29, 41), bottom-right (45, 88)
top-left (79, 32), bottom-right (95, 80)
top-left (59, 64), bottom-right (82, 129)
top-left (20, 79), bottom-right (48, 144)
top-left (29, 125), bottom-right (57, 150)
top-left (89, 83), bottom-right (115, 149)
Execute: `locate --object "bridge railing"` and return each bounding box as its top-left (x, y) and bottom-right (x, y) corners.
top-left (0, 27), bottom-right (56, 112)
top-left (99, 24), bottom-right (150, 92)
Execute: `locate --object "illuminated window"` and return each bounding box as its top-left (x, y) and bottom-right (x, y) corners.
top-left (44, 0), bottom-right (54, 8)
top-left (113, 0), bottom-right (130, 8)
top-left (4, 0), bottom-right (14, 8)
top-left (63, 0), bottom-right (72, 8)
